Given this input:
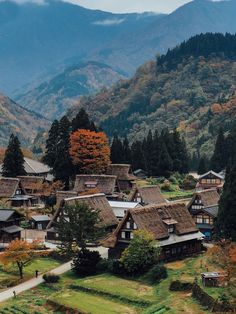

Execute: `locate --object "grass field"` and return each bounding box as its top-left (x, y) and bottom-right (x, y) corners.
top-left (0, 257), bottom-right (62, 290)
top-left (0, 252), bottom-right (233, 314)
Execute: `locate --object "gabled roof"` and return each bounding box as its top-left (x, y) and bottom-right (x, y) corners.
top-left (204, 205), bottom-right (218, 218)
top-left (0, 158), bottom-right (50, 176)
top-left (104, 202), bottom-right (198, 248)
top-left (2, 225), bottom-right (23, 233)
top-left (31, 215), bottom-right (51, 222)
top-left (106, 164), bottom-right (136, 181)
top-left (0, 178), bottom-right (21, 198)
top-left (130, 185), bottom-right (166, 205)
top-left (0, 209), bottom-right (23, 221)
top-left (74, 175), bottom-right (116, 195)
top-left (199, 170), bottom-right (224, 180)
top-left (18, 176), bottom-right (45, 194)
top-left (48, 193), bottom-right (118, 229)
top-left (188, 189), bottom-right (220, 209)
top-left (56, 190), bottom-right (78, 208)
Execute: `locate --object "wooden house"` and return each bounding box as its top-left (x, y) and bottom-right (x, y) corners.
top-left (73, 174), bottom-right (117, 196)
top-left (133, 169), bottom-right (147, 179)
top-left (108, 201), bottom-right (142, 221)
top-left (187, 189), bottom-right (220, 240)
top-left (0, 209), bottom-right (24, 243)
top-left (30, 215), bottom-right (51, 230)
top-left (18, 176), bottom-right (45, 205)
top-left (0, 177), bottom-right (35, 207)
top-left (196, 171), bottom-right (224, 192)
top-left (46, 193), bottom-right (118, 242)
top-left (103, 202), bottom-right (204, 260)
top-left (129, 185), bottom-right (166, 205)
top-left (106, 164), bottom-right (136, 192)
top-left (201, 272), bottom-right (228, 287)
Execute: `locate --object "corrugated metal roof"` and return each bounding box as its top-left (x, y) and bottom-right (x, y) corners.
top-left (0, 210), bottom-right (15, 221)
top-left (2, 225), bottom-right (23, 233)
top-left (0, 158), bottom-right (50, 175)
top-left (108, 201), bottom-right (140, 209)
top-left (31, 215), bottom-right (51, 222)
top-left (157, 231), bottom-right (205, 247)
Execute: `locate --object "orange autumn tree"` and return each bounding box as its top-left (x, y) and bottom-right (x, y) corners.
top-left (0, 239), bottom-right (46, 279)
top-left (70, 129), bottom-right (110, 174)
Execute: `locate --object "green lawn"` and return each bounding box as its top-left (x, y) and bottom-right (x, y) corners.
top-left (0, 257), bottom-right (62, 290)
top-left (71, 273), bottom-right (157, 302)
top-left (50, 289), bottom-right (140, 314)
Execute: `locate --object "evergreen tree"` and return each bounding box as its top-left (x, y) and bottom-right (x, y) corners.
top-left (43, 120), bottom-right (59, 168)
top-left (158, 137), bottom-right (173, 177)
top-left (131, 140), bottom-right (145, 171)
top-left (216, 165), bottom-right (236, 241)
top-left (2, 134), bottom-right (26, 177)
top-left (189, 152), bottom-right (199, 171)
top-left (71, 108), bottom-right (96, 132)
top-left (211, 127), bottom-right (226, 172)
top-left (122, 137), bottom-right (131, 164)
top-left (198, 157), bottom-right (207, 175)
top-left (53, 116), bottom-right (73, 190)
top-left (110, 135), bottom-right (123, 164)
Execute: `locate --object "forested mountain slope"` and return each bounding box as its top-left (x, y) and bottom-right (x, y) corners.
top-left (16, 61), bottom-right (124, 119)
top-left (68, 33), bottom-right (236, 156)
top-left (0, 95), bottom-right (50, 147)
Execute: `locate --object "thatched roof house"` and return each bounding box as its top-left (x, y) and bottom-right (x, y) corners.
top-left (129, 185), bottom-right (166, 205)
top-left (46, 193), bottom-right (119, 241)
top-left (106, 164), bottom-right (136, 192)
top-left (18, 176), bottom-right (45, 196)
top-left (73, 174), bottom-right (117, 196)
top-left (0, 178), bottom-right (23, 198)
top-left (103, 202), bottom-right (203, 260)
top-left (56, 190), bottom-right (78, 208)
top-left (187, 189), bottom-right (220, 240)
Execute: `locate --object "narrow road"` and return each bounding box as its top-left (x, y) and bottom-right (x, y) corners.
top-left (0, 261), bottom-right (72, 303)
top-left (0, 246), bottom-right (108, 303)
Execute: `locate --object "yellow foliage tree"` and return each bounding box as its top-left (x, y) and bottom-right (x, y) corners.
top-left (0, 239), bottom-right (47, 279)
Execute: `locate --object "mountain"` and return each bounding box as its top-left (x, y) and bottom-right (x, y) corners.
top-left (68, 33), bottom-right (236, 157)
top-left (16, 61), bottom-right (125, 119)
top-left (89, 0), bottom-right (236, 75)
top-left (0, 94), bottom-right (50, 147)
top-left (0, 0), bottom-right (162, 94)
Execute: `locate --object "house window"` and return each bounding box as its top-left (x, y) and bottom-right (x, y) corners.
top-left (130, 232), bottom-right (134, 239)
top-left (15, 189), bottom-right (22, 195)
top-left (168, 225), bottom-right (174, 233)
top-left (136, 197), bottom-right (142, 203)
top-left (121, 232), bottom-right (126, 239)
top-left (203, 215), bottom-right (210, 224)
top-left (126, 221), bottom-right (130, 229)
top-left (133, 222), bottom-right (137, 230)
top-left (125, 231), bottom-right (131, 239)
top-left (196, 216), bottom-right (203, 223)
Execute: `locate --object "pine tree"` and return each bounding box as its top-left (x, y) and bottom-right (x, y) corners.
top-left (53, 116), bottom-right (73, 190)
top-left (131, 140), bottom-right (145, 171)
top-left (110, 135), bottom-right (123, 164)
top-left (71, 108), bottom-right (95, 133)
top-left (211, 127), bottom-right (226, 172)
top-left (216, 165), bottom-right (236, 240)
top-left (122, 137), bottom-right (131, 164)
top-left (2, 134), bottom-right (26, 177)
top-left (198, 157), bottom-right (207, 175)
top-left (43, 120), bottom-right (59, 168)
top-left (158, 137), bottom-right (173, 177)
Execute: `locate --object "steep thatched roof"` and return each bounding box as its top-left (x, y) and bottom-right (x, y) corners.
top-left (188, 189), bottom-right (220, 209)
top-left (0, 177), bottom-right (22, 198)
top-left (103, 202), bottom-right (197, 248)
top-left (74, 175), bottom-right (116, 195)
top-left (48, 193), bottom-right (118, 229)
top-left (106, 164), bottom-right (136, 181)
top-left (56, 190), bottom-right (78, 208)
top-left (130, 185), bottom-right (166, 204)
top-left (18, 176), bottom-right (45, 195)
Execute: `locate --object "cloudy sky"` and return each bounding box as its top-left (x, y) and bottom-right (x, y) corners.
top-left (67, 0), bottom-right (192, 14)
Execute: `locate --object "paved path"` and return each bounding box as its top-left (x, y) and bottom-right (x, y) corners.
top-left (0, 261), bottom-right (72, 303)
top-left (0, 246), bottom-right (108, 303)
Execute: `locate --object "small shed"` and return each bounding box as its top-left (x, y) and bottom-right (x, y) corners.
top-left (1, 225), bottom-right (23, 243)
top-left (201, 272), bottom-right (227, 287)
top-left (30, 215), bottom-right (51, 230)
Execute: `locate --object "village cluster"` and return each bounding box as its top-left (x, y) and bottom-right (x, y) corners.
top-left (0, 157), bottom-right (224, 270)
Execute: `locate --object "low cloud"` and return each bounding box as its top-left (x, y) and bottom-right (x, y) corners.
top-left (92, 18), bottom-right (125, 26)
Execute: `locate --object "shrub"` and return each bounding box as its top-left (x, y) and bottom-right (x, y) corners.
top-left (161, 180), bottom-right (175, 192)
top-left (96, 258), bottom-right (109, 273)
top-left (72, 249), bottom-right (101, 276)
top-left (180, 175), bottom-right (197, 190)
top-left (169, 280), bottom-right (193, 291)
top-left (107, 259), bottom-right (126, 275)
top-left (145, 264), bottom-right (168, 284)
top-left (43, 273), bottom-right (60, 283)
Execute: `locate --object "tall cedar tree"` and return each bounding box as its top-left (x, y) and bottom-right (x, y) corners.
top-left (158, 137), bottom-right (173, 177)
top-left (172, 129), bottom-right (189, 173)
top-left (57, 203), bottom-right (101, 257)
top-left (43, 120), bottom-right (59, 167)
top-left (131, 140), bottom-right (146, 171)
top-left (110, 135), bottom-right (123, 164)
top-left (210, 127), bottom-right (226, 172)
top-left (53, 116), bottom-right (73, 190)
top-left (70, 129), bottom-right (110, 174)
top-left (122, 137), bottom-right (131, 164)
top-left (2, 134), bottom-right (26, 177)
top-left (198, 157), bottom-right (207, 175)
top-left (71, 108), bottom-right (97, 133)
top-left (216, 166), bottom-right (236, 241)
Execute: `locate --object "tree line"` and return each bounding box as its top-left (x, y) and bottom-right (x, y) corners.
top-left (111, 128), bottom-right (189, 177)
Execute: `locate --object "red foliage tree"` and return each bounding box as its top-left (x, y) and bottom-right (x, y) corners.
top-left (70, 129), bottom-right (110, 174)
